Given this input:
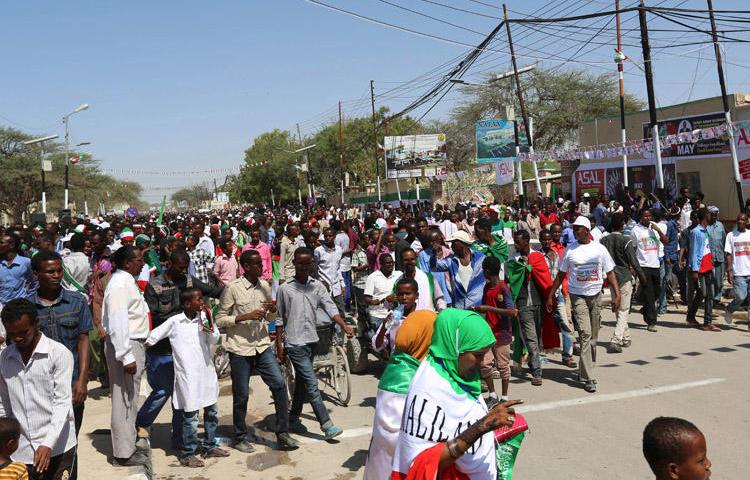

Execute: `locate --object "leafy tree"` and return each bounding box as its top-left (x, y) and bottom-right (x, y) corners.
top-left (171, 184), bottom-right (212, 208)
top-left (228, 129), bottom-right (299, 205)
top-left (0, 127), bottom-right (143, 222)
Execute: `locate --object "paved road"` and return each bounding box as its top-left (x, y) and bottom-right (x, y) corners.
top-left (77, 304), bottom-right (750, 479)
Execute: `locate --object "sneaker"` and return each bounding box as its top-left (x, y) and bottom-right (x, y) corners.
top-left (646, 324), bottom-right (658, 332)
top-left (622, 339), bottom-right (632, 348)
top-left (233, 440), bottom-right (255, 453)
top-left (584, 381), bottom-right (597, 393)
top-left (531, 377), bottom-right (542, 386)
top-left (323, 425), bottom-right (343, 441)
top-left (114, 451), bottom-right (150, 467)
top-left (179, 455), bottom-right (205, 468)
top-left (724, 309), bottom-right (733, 325)
top-left (276, 433), bottom-right (299, 451)
top-left (288, 418), bottom-right (309, 435)
top-left (607, 342), bottom-right (623, 354)
top-left (202, 446), bottom-right (230, 458)
top-left (702, 324), bottom-right (721, 332)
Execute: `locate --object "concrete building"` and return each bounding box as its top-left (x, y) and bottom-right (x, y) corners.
top-left (577, 93), bottom-right (750, 220)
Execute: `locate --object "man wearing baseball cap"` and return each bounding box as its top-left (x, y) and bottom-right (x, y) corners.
top-left (546, 216), bottom-right (621, 393)
top-left (427, 230), bottom-right (486, 309)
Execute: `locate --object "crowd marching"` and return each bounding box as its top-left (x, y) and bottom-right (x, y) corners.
top-left (0, 185), bottom-right (732, 479)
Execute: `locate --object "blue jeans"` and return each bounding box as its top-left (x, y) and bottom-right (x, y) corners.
top-left (180, 403), bottom-right (218, 458)
top-left (136, 351), bottom-right (183, 447)
top-left (554, 293), bottom-right (573, 359)
top-left (658, 260), bottom-right (674, 313)
top-left (712, 262), bottom-right (725, 302)
top-left (287, 343), bottom-right (333, 430)
top-left (727, 275), bottom-right (750, 317)
top-left (229, 348), bottom-right (289, 441)
top-left (342, 270), bottom-right (352, 310)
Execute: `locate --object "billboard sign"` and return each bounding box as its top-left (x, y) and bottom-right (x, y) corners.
top-left (494, 158), bottom-right (515, 186)
top-left (735, 120), bottom-right (750, 185)
top-left (476, 119), bottom-right (515, 164)
top-left (643, 112), bottom-right (730, 160)
top-left (384, 134), bottom-right (447, 179)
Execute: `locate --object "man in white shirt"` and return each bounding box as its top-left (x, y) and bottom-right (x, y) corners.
top-left (547, 216), bottom-right (620, 393)
top-left (102, 246), bottom-right (150, 466)
top-left (438, 212), bottom-right (458, 242)
top-left (724, 212), bottom-right (750, 328)
top-left (363, 254), bottom-right (402, 344)
top-left (0, 298), bottom-right (77, 479)
top-left (630, 209), bottom-right (668, 332)
top-left (333, 220), bottom-right (353, 312)
top-left (62, 233), bottom-right (91, 297)
top-left (314, 228), bottom-right (345, 313)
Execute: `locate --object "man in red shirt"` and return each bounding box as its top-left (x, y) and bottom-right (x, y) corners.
top-left (539, 204), bottom-right (561, 231)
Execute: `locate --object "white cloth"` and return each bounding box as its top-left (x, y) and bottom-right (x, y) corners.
top-left (631, 223), bottom-right (661, 268)
top-left (457, 262), bottom-right (473, 290)
top-left (145, 311), bottom-right (220, 412)
top-left (590, 226), bottom-right (603, 243)
top-left (405, 269), bottom-right (445, 312)
top-left (439, 220), bottom-right (457, 241)
top-left (391, 361), bottom-right (495, 479)
top-left (725, 229), bottom-right (750, 276)
top-left (198, 235), bottom-right (216, 260)
top-left (560, 241), bottom-right (616, 296)
top-left (335, 232), bottom-right (352, 272)
top-left (656, 221), bottom-right (668, 258)
top-left (364, 389), bottom-right (405, 480)
top-left (314, 244), bottom-right (344, 297)
top-left (103, 270), bottom-right (150, 365)
top-left (0, 334), bottom-right (76, 464)
top-left (62, 251), bottom-right (91, 294)
top-left (364, 269), bottom-right (402, 319)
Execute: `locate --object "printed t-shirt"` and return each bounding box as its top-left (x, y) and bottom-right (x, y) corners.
top-left (725, 229), bottom-right (750, 276)
top-left (560, 241), bottom-right (615, 296)
top-left (631, 223), bottom-right (660, 268)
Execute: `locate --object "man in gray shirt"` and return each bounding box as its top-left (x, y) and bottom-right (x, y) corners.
top-left (315, 227), bottom-right (345, 313)
top-left (276, 247), bottom-right (353, 441)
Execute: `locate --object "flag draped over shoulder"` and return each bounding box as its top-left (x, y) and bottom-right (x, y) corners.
top-left (505, 252), bottom-right (560, 363)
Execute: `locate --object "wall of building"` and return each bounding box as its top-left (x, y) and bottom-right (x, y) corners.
top-left (579, 93), bottom-right (750, 219)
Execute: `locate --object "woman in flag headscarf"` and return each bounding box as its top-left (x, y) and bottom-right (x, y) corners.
top-left (363, 277), bottom-right (437, 480)
top-left (391, 308), bottom-right (522, 480)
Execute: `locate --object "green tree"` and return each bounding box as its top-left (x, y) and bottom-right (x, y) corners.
top-left (228, 129), bottom-right (299, 205)
top-left (171, 184), bottom-right (212, 208)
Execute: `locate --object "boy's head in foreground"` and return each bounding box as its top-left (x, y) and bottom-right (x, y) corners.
top-left (643, 417), bottom-right (711, 480)
top-left (0, 417), bottom-right (21, 460)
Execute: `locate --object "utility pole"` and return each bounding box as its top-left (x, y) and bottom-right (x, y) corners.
top-left (370, 80), bottom-right (382, 202)
top-left (615, 0), bottom-right (629, 188)
top-left (339, 100), bottom-right (345, 205)
top-left (297, 123), bottom-right (313, 199)
top-left (503, 4), bottom-right (533, 207)
top-left (707, 0), bottom-right (744, 210)
top-left (638, 1), bottom-right (665, 192)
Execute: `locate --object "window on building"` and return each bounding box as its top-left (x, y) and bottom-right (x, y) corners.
top-left (678, 172), bottom-right (701, 195)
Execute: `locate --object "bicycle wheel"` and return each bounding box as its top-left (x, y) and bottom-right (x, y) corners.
top-left (333, 346), bottom-right (351, 406)
top-left (282, 354), bottom-right (295, 403)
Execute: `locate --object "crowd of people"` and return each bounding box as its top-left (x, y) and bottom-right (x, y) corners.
top-left (0, 184), bottom-right (730, 479)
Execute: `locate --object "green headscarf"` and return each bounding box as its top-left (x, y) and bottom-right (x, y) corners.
top-left (427, 308), bottom-right (496, 398)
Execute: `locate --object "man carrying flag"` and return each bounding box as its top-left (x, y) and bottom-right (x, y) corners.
top-left (504, 230), bottom-right (558, 386)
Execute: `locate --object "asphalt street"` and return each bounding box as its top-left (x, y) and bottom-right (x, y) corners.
top-left (77, 303), bottom-right (750, 479)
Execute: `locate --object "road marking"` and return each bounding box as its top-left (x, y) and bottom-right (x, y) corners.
top-left (515, 378), bottom-right (725, 414)
top-left (296, 378), bottom-right (725, 444)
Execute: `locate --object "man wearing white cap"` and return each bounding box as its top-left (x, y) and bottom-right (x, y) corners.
top-left (578, 192), bottom-right (592, 217)
top-left (427, 230), bottom-right (486, 309)
top-left (546, 216), bottom-right (620, 393)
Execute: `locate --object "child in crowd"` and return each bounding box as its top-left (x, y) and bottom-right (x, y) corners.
top-left (473, 256), bottom-right (517, 406)
top-left (642, 416), bottom-right (711, 480)
top-left (0, 417), bottom-right (28, 479)
top-left (145, 288), bottom-right (229, 468)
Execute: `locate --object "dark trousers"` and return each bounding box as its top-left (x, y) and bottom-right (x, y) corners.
top-left (641, 267), bottom-right (661, 326)
top-left (688, 270), bottom-right (714, 325)
top-left (342, 270), bottom-right (352, 310)
top-left (354, 286), bottom-right (369, 330)
top-left (518, 305), bottom-right (543, 378)
top-left (27, 447), bottom-right (76, 480)
top-left (73, 402), bottom-right (84, 437)
top-left (287, 343), bottom-right (333, 430)
top-left (229, 348), bottom-right (289, 441)
top-left (136, 351), bottom-right (183, 448)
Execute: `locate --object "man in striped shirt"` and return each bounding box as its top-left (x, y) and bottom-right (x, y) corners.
top-left (0, 299), bottom-right (77, 480)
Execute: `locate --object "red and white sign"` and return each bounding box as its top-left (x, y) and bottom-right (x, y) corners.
top-left (736, 121), bottom-right (750, 185)
top-left (575, 168), bottom-right (605, 199)
top-left (494, 158), bottom-right (514, 186)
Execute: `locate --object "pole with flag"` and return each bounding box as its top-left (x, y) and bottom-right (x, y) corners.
top-left (157, 195), bottom-right (166, 226)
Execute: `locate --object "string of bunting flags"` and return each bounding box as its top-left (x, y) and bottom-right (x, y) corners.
top-left (517, 123), bottom-right (732, 162)
top-left (101, 162), bottom-right (269, 176)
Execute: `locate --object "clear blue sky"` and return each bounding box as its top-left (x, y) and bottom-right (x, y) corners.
top-left (2, 0), bottom-right (749, 202)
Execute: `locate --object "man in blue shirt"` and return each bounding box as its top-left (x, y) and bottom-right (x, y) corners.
top-left (427, 230), bottom-right (486, 309)
top-left (0, 234), bottom-right (37, 305)
top-left (30, 249), bottom-right (92, 448)
top-left (658, 207), bottom-right (680, 314)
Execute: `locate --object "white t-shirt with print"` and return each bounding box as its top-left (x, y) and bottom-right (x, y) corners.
top-left (725, 229), bottom-right (750, 276)
top-left (560, 241), bottom-right (615, 296)
top-left (631, 223), bottom-right (661, 268)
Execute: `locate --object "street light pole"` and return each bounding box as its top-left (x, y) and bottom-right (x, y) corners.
top-left (23, 135), bottom-right (58, 215)
top-left (62, 103), bottom-right (89, 210)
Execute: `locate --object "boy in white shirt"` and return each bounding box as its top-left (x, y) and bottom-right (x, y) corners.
top-left (145, 288), bottom-right (229, 467)
top-left (724, 213), bottom-right (750, 328)
top-left (630, 209), bottom-right (667, 331)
